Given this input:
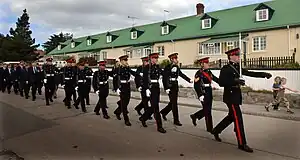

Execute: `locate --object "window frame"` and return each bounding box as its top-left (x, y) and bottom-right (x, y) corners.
top-left (198, 42), bottom-right (222, 55)
top-left (256, 9), bottom-right (269, 21)
top-left (161, 25), bottom-right (169, 35)
top-left (157, 46), bottom-right (165, 56)
top-left (70, 42), bottom-right (75, 48)
top-left (106, 36), bottom-right (112, 43)
top-left (57, 45), bottom-right (61, 50)
top-left (87, 39), bottom-right (92, 46)
top-left (252, 36), bottom-right (267, 52)
top-left (131, 31), bottom-right (138, 39)
top-left (201, 18), bottom-right (211, 29)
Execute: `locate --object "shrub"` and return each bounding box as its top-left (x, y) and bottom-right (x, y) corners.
top-left (78, 57), bottom-right (97, 66)
top-left (274, 62), bottom-right (300, 69)
top-left (159, 59), bottom-right (171, 68)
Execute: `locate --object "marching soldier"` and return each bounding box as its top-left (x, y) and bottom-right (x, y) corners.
top-left (92, 61), bottom-right (113, 119)
top-left (84, 61), bottom-right (93, 105)
top-left (190, 57), bottom-right (219, 133)
top-left (12, 64), bottom-right (19, 94)
top-left (211, 48), bottom-right (272, 153)
top-left (113, 55), bottom-right (136, 126)
top-left (37, 63), bottom-right (44, 95)
top-left (71, 60), bottom-right (78, 102)
top-left (62, 58), bottom-right (77, 109)
top-left (0, 63), bottom-right (6, 93)
top-left (4, 64), bottom-right (14, 94)
top-left (18, 63), bottom-right (30, 99)
top-left (134, 56), bottom-right (151, 116)
top-left (160, 53), bottom-right (193, 126)
top-left (16, 61), bottom-right (26, 97)
top-left (73, 62), bottom-right (89, 112)
top-left (139, 53), bottom-right (166, 133)
top-left (43, 58), bottom-right (57, 105)
top-left (28, 62), bottom-right (42, 101)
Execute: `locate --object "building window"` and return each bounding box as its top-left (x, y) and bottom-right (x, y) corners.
top-left (199, 43), bottom-right (221, 55)
top-left (106, 36), bottom-right (112, 43)
top-left (57, 45), bottom-right (61, 50)
top-left (100, 51), bottom-right (107, 60)
top-left (161, 25), bottom-right (169, 35)
top-left (256, 9), bottom-right (269, 21)
top-left (226, 41), bottom-right (239, 51)
top-left (71, 42), bottom-right (75, 48)
top-left (125, 50), bottom-right (133, 58)
top-left (157, 46), bottom-right (165, 56)
top-left (253, 36), bottom-right (266, 51)
top-left (134, 49), bottom-right (142, 57)
top-left (131, 31), bottom-right (137, 39)
top-left (143, 47), bottom-right (152, 57)
top-left (202, 19), bottom-right (211, 29)
top-left (87, 39), bottom-right (92, 46)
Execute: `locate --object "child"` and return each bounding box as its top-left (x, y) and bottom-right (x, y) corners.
top-left (265, 77), bottom-right (298, 114)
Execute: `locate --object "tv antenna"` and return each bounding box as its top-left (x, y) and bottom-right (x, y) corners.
top-left (128, 16), bottom-right (139, 27)
top-left (163, 10), bottom-right (170, 21)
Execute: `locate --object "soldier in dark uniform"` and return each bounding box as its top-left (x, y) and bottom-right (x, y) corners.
top-left (19, 63), bottom-right (30, 99)
top-left (37, 63), bottom-right (44, 95)
top-left (62, 58), bottom-right (77, 109)
top-left (93, 61), bottom-right (113, 119)
top-left (16, 61), bottom-right (26, 97)
top-left (190, 57), bottom-right (219, 133)
top-left (4, 64), bottom-right (14, 94)
top-left (139, 53), bottom-right (166, 133)
top-left (134, 56), bottom-right (151, 116)
top-left (211, 48), bottom-right (272, 153)
top-left (28, 62), bottom-right (42, 101)
top-left (113, 55), bottom-right (136, 126)
top-left (0, 63), bottom-right (6, 93)
top-left (160, 53), bottom-right (193, 126)
top-left (11, 64), bottom-right (19, 94)
top-left (73, 62), bottom-right (89, 112)
top-left (84, 61), bottom-right (93, 105)
top-left (71, 60), bottom-right (78, 102)
top-left (43, 58), bottom-right (57, 105)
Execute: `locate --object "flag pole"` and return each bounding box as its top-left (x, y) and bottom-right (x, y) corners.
top-left (239, 32), bottom-right (242, 78)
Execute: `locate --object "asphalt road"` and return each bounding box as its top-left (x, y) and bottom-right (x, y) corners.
top-left (0, 90), bottom-right (299, 160)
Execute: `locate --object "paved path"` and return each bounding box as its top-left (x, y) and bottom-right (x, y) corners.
top-left (0, 90), bottom-right (299, 160)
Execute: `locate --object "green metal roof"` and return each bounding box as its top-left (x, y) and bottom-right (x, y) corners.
top-left (48, 0), bottom-right (300, 55)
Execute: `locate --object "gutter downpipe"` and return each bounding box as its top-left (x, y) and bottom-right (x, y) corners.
top-left (287, 25), bottom-right (291, 56)
top-left (171, 40), bottom-right (175, 53)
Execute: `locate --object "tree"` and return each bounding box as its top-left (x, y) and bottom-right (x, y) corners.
top-left (8, 9), bottom-right (40, 61)
top-left (42, 32), bottom-right (73, 53)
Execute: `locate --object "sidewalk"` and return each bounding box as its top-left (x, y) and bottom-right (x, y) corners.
top-left (108, 91), bottom-right (300, 121)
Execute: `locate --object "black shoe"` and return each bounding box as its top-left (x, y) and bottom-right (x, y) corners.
top-left (212, 133), bottom-right (222, 142)
top-left (82, 110), bottom-right (87, 113)
top-left (74, 104), bottom-right (79, 109)
top-left (103, 115), bottom-right (110, 119)
top-left (115, 114), bottom-right (121, 120)
top-left (190, 114), bottom-right (197, 126)
top-left (8, 90), bottom-right (11, 94)
top-left (125, 121), bottom-right (132, 126)
top-left (148, 116), bottom-right (153, 120)
top-left (238, 145), bottom-right (254, 153)
top-left (161, 113), bottom-right (167, 121)
top-left (25, 96), bottom-right (29, 99)
top-left (174, 121), bottom-right (182, 126)
top-left (95, 112), bottom-right (100, 115)
top-left (86, 103), bottom-right (90, 105)
top-left (67, 106), bottom-right (71, 109)
top-left (50, 98), bottom-right (53, 102)
top-left (157, 128), bottom-right (166, 133)
top-left (32, 97), bottom-right (36, 101)
top-left (53, 96), bottom-right (57, 99)
top-left (139, 117), bottom-right (147, 127)
top-left (46, 102), bottom-right (50, 106)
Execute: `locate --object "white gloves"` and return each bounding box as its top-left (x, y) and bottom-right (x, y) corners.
top-left (199, 95), bottom-right (204, 102)
top-left (166, 89), bottom-right (170, 94)
top-left (75, 87), bottom-right (78, 91)
top-left (117, 88), bottom-right (121, 95)
top-left (138, 87), bottom-right (142, 92)
top-left (43, 79), bottom-right (47, 83)
top-left (190, 80), bottom-right (193, 83)
top-left (171, 67), bottom-right (177, 72)
top-left (96, 90), bottom-right (99, 94)
top-left (25, 81), bottom-right (28, 84)
top-left (146, 89), bottom-right (151, 97)
top-left (61, 85), bottom-right (65, 88)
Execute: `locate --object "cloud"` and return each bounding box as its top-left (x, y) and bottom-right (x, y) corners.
top-left (0, 0), bottom-right (269, 46)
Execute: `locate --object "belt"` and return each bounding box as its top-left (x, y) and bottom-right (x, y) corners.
top-left (170, 78), bottom-right (177, 81)
top-left (99, 81), bottom-right (108, 84)
top-left (86, 76), bottom-right (93, 78)
top-left (64, 77), bottom-right (71, 80)
top-left (78, 80), bottom-right (85, 83)
top-left (120, 80), bottom-right (130, 83)
top-left (46, 74), bottom-right (54, 76)
top-left (203, 84), bottom-right (211, 87)
top-left (150, 79), bottom-right (159, 83)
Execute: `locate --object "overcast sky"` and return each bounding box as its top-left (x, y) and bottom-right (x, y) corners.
top-left (0, 0), bottom-right (269, 48)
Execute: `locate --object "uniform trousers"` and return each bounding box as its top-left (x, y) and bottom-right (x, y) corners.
top-left (114, 83), bottom-right (131, 122)
top-left (31, 81), bottom-right (38, 99)
top-left (64, 81), bottom-right (75, 107)
top-left (160, 84), bottom-right (180, 122)
top-left (94, 84), bottom-right (109, 115)
top-left (19, 81), bottom-right (30, 98)
top-left (13, 80), bottom-right (19, 94)
top-left (212, 103), bottom-right (247, 146)
top-left (74, 83), bottom-right (88, 112)
top-left (134, 89), bottom-right (150, 114)
top-left (45, 80), bottom-right (55, 104)
top-left (140, 84), bottom-right (163, 129)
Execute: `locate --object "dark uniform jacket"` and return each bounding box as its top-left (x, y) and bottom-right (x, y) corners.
top-left (112, 65), bottom-right (136, 91)
top-left (28, 66), bottom-right (41, 84)
top-left (144, 63), bottom-right (163, 90)
top-left (134, 65), bottom-right (149, 89)
top-left (43, 64), bottom-right (58, 85)
top-left (76, 69), bottom-right (88, 87)
top-left (62, 66), bottom-right (77, 86)
top-left (219, 61), bottom-right (269, 105)
top-left (194, 69), bottom-right (219, 98)
top-left (92, 69), bottom-right (113, 96)
top-left (162, 63), bottom-right (190, 90)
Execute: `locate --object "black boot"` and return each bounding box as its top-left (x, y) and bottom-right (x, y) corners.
top-left (139, 117), bottom-right (147, 127)
top-left (238, 144), bottom-right (254, 153)
top-left (157, 127), bottom-right (166, 133)
top-left (103, 114), bottom-right (110, 119)
top-left (161, 113), bottom-right (167, 121)
top-left (190, 114), bottom-right (197, 126)
top-left (174, 121), bottom-right (182, 126)
top-left (115, 114), bottom-right (121, 120)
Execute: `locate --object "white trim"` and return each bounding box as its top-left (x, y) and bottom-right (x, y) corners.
top-left (201, 19), bottom-right (211, 29)
top-left (131, 31), bottom-right (138, 39)
top-left (226, 41), bottom-right (234, 47)
top-left (256, 9), bottom-right (269, 21)
top-left (161, 25), bottom-right (169, 35)
top-left (57, 45), bottom-right (61, 50)
top-left (70, 42), bottom-right (75, 48)
top-left (87, 39), bottom-right (92, 46)
top-left (106, 36), bottom-right (112, 43)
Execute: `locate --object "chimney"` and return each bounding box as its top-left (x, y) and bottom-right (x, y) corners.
top-left (196, 3), bottom-right (204, 15)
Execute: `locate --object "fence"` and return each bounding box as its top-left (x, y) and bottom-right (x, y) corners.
top-left (208, 53), bottom-right (296, 69)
